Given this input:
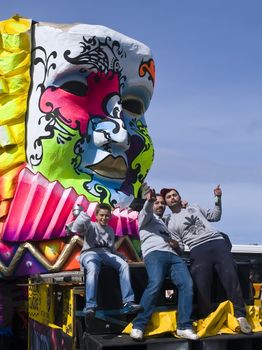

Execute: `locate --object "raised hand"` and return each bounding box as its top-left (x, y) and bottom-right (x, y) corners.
top-left (181, 200), bottom-right (188, 208)
top-left (214, 184), bottom-right (222, 197)
top-left (146, 188), bottom-right (156, 201)
top-left (140, 182), bottom-right (151, 199)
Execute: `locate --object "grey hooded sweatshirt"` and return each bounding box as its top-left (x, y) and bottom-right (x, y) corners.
top-left (69, 211), bottom-right (116, 254)
top-left (138, 199), bottom-right (177, 258)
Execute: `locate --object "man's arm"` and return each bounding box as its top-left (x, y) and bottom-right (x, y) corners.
top-left (169, 238), bottom-right (184, 254)
top-left (170, 232), bottom-right (185, 253)
top-left (203, 205), bottom-right (222, 222)
top-left (199, 184), bottom-right (222, 222)
top-left (70, 211), bottom-right (91, 234)
top-left (138, 188), bottom-right (156, 228)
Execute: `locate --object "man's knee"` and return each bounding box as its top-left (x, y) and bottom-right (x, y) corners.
top-left (84, 260), bottom-right (100, 275)
top-left (147, 277), bottom-right (163, 292)
top-left (176, 276), bottom-right (193, 292)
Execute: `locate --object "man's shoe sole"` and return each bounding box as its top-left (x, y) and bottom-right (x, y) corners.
top-left (130, 336), bottom-right (144, 342)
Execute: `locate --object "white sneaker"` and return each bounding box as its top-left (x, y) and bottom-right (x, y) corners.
top-left (177, 328), bottom-right (199, 340)
top-left (130, 328), bottom-right (143, 341)
top-left (237, 317), bottom-right (252, 334)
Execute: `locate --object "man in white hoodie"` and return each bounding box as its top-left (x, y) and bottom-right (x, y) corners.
top-left (161, 185), bottom-right (252, 334)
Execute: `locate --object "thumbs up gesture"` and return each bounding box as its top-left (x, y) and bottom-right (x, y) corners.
top-left (214, 184), bottom-right (222, 197)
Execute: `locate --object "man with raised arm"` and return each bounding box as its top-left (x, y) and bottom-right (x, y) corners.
top-left (68, 203), bottom-right (143, 318)
top-left (161, 185), bottom-right (252, 334)
top-left (130, 188), bottom-right (198, 341)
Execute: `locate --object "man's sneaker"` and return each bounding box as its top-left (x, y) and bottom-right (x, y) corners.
top-left (122, 302), bottom-right (144, 314)
top-left (130, 328), bottom-right (143, 341)
top-left (177, 328), bottom-right (199, 340)
top-left (237, 317), bottom-right (252, 334)
top-left (83, 307), bottom-right (96, 319)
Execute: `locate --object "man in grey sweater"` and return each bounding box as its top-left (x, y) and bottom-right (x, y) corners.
top-left (161, 185), bottom-right (252, 334)
top-left (67, 203), bottom-right (142, 318)
top-left (130, 189), bottom-right (198, 341)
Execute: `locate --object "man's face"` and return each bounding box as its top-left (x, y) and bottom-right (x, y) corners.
top-left (96, 209), bottom-right (111, 226)
top-left (164, 190), bottom-right (181, 208)
top-left (153, 195), bottom-right (166, 217)
top-left (26, 22), bottom-right (155, 207)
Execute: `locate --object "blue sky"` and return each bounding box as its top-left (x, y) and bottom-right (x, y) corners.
top-left (1, 1), bottom-right (262, 244)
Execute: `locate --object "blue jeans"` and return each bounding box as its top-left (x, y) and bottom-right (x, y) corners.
top-left (80, 250), bottom-right (135, 309)
top-left (132, 251), bottom-right (193, 332)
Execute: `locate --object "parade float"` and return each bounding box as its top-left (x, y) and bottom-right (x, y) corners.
top-left (0, 15), bottom-right (261, 350)
top-left (0, 15), bottom-right (155, 348)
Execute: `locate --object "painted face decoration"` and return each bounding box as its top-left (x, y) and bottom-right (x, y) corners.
top-left (26, 22), bottom-right (155, 207)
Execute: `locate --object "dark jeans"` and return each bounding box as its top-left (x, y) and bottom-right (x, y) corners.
top-left (132, 250), bottom-right (194, 332)
top-left (190, 239), bottom-right (246, 318)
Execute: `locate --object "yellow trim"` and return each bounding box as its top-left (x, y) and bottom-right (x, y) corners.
top-left (123, 301), bottom-right (262, 338)
top-left (0, 17), bottom-right (31, 200)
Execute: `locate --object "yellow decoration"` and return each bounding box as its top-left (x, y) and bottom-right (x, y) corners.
top-left (0, 17), bottom-right (31, 217)
top-left (28, 281), bottom-right (73, 336)
top-left (0, 235), bottom-right (84, 276)
top-left (39, 240), bottom-right (65, 263)
top-left (123, 300), bottom-right (262, 339)
top-left (253, 283), bottom-right (262, 298)
top-left (0, 199), bottom-right (10, 218)
top-left (195, 301), bottom-right (238, 338)
top-left (246, 305), bottom-right (262, 332)
top-left (0, 17), bottom-right (31, 35)
top-left (0, 164), bottom-right (25, 201)
top-left (123, 309), bottom-right (178, 337)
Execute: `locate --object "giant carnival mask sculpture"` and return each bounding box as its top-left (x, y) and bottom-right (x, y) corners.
top-left (0, 17), bottom-right (155, 276)
top-left (27, 20), bottom-right (155, 206)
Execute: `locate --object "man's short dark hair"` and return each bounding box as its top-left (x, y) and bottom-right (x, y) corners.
top-left (95, 203), bottom-right (112, 215)
top-left (160, 188), bottom-right (181, 201)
